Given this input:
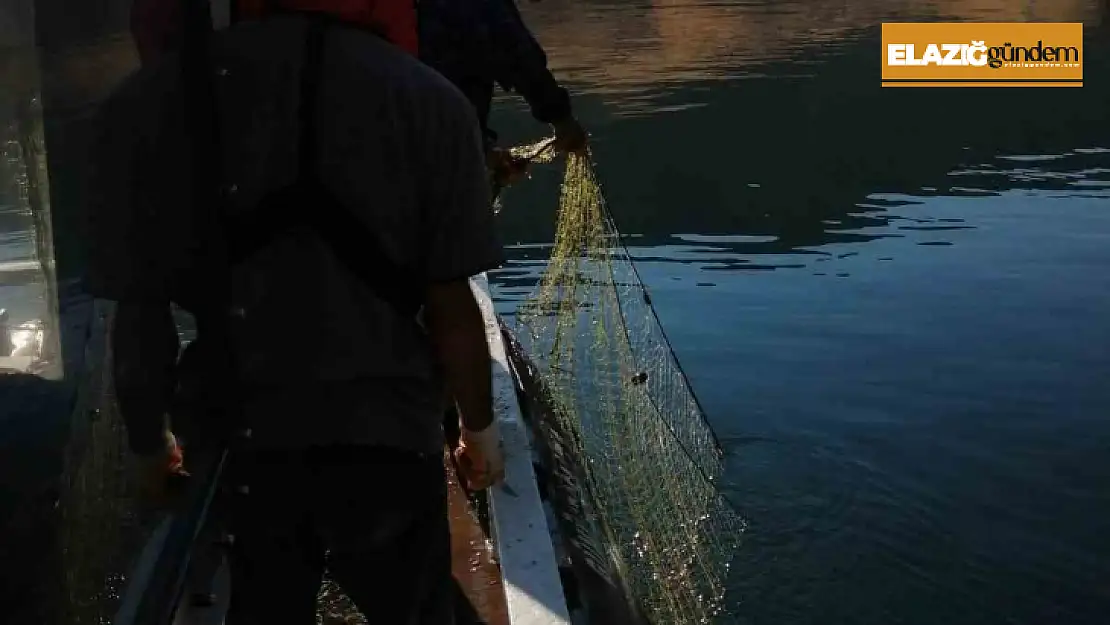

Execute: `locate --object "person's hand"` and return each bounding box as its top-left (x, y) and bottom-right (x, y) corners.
top-left (132, 429), bottom-right (189, 507)
top-left (487, 147), bottom-right (530, 189)
top-left (454, 422), bottom-right (505, 491)
top-left (552, 116), bottom-right (588, 154)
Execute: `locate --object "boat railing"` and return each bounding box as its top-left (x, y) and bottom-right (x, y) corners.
top-left (471, 273), bottom-right (574, 625)
top-left (112, 448), bottom-right (227, 625)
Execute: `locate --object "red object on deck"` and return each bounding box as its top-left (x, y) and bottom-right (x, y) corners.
top-left (130, 0), bottom-right (418, 64)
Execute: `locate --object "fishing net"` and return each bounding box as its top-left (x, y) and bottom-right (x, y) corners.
top-left (507, 139), bottom-right (747, 624)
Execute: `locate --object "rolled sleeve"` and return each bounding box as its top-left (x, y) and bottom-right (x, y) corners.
top-left (421, 97), bottom-right (505, 283)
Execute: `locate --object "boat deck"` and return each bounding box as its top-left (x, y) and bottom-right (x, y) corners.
top-left (170, 448), bottom-right (510, 625)
top-left (446, 447), bottom-right (511, 625)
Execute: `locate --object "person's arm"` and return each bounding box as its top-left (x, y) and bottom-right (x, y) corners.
top-left (86, 70), bottom-right (182, 465)
top-left (418, 86), bottom-right (507, 487)
top-left (112, 298), bottom-right (187, 504)
top-left (112, 299), bottom-right (180, 455)
top-left (483, 0), bottom-right (573, 126)
top-left (425, 280), bottom-right (502, 489)
top-left (483, 0), bottom-right (588, 152)
top-left (424, 282), bottom-right (493, 433)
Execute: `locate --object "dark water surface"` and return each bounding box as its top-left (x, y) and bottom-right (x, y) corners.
top-left (489, 1), bottom-right (1110, 623)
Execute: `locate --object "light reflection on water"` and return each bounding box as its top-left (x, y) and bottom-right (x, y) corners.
top-left (506, 0), bottom-right (1104, 116)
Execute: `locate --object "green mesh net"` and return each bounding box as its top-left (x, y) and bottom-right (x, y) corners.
top-left (507, 139), bottom-right (747, 624)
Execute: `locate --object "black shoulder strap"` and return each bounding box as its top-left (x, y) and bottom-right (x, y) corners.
top-left (222, 15), bottom-right (425, 319)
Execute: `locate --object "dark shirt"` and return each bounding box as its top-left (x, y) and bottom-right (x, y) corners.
top-left (89, 15), bottom-right (502, 455)
top-left (417, 0), bottom-right (572, 148)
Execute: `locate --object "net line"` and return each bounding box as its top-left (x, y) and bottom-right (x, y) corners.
top-left (506, 138), bottom-right (747, 624)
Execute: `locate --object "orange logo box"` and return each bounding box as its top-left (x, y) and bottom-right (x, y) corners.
top-left (881, 22), bottom-right (1083, 87)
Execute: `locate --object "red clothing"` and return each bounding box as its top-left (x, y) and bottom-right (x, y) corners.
top-left (237, 0), bottom-right (418, 55)
top-left (131, 0), bottom-right (184, 63)
top-left (130, 0), bottom-right (418, 63)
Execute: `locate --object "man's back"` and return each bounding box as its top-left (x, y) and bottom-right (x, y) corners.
top-left (91, 14), bottom-right (503, 454)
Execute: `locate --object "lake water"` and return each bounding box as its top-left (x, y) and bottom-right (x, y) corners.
top-left (487, 1), bottom-right (1110, 623)
top-left (2, 0), bottom-right (1109, 623)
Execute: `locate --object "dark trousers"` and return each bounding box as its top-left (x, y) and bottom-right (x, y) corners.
top-left (224, 445), bottom-right (453, 625)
